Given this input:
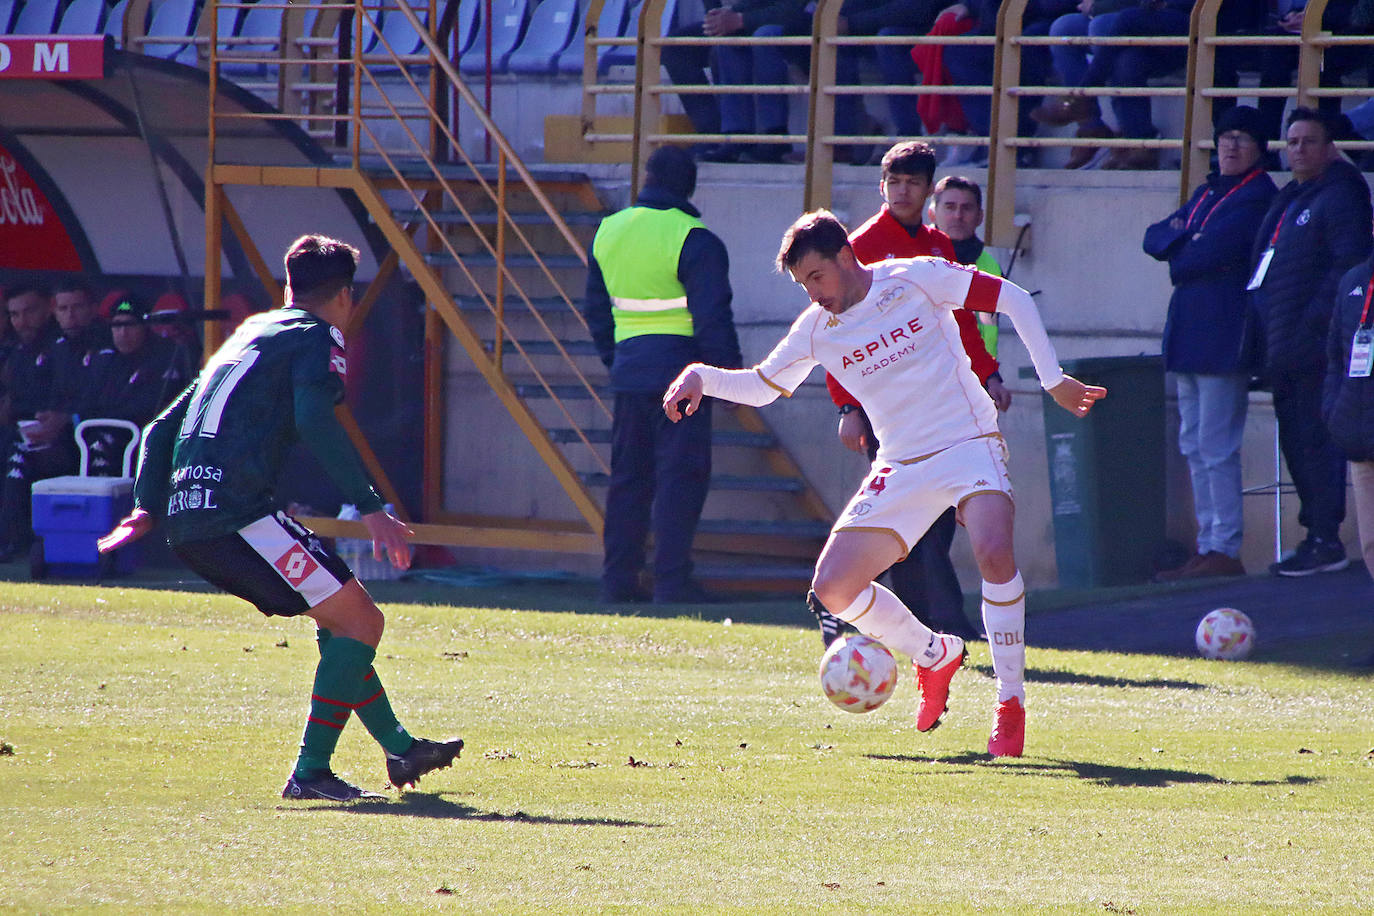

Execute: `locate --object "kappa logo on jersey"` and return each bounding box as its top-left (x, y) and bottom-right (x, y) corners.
top-left (330, 326), bottom-right (346, 347)
top-left (1352, 286), bottom-right (1365, 296)
top-left (825, 312), bottom-right (841, 328)
top-left (275, 547), bottom-right (319, 585)
top-left (330, 347), bottom-right (347, 377)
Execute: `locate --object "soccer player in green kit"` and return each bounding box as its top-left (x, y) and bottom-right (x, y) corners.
top-left (99, 234), bottom-right (463, 801)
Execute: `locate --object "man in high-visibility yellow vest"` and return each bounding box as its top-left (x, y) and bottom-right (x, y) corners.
top-left (583, 146), bottom-right (742, 604)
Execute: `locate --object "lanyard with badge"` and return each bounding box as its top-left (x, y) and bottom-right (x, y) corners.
top-left (1247, 202), bottom-right (1294, 291)
top-left (1351, 276), bottom-right (1374, 378)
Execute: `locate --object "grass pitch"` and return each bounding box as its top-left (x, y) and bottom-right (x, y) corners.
top-left (1, 576), bottom-right (1370, 914)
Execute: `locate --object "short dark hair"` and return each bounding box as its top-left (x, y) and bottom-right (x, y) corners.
top-left (880, 141), bottom-right (937, 183)
top-left (1286, 107), bottom-right (1338, 144)
top-left (53, 276), bottom-right (96, 300)
top-left (644, 145), bottom-right (697, 200)
top-left (5, 282), bottom-right (48, 303)
top-left (933, 175), bottom-right (983, 209)
top-left (285, 234), bottom-right (359, 307)
top-left (776, 210), bottom-right (851, 272)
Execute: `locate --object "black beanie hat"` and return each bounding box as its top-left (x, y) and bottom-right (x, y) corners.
top-left (1215, 105), bottom-right (1269, 153)
top-left (644, 145), bottom-right (697, 201)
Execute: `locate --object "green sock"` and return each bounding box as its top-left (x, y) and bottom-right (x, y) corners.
top-left (316, 628), bottom-right (412, 757)
top-left (294, 635), bottom-right (376, 779)
top-left (355, 667), bottom-right (413, 756)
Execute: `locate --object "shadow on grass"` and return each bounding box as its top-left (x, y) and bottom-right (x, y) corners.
top-left (282, 791), bottom-right (661, 826)
top-left (867, 751), bottom-right (1323, 789)
top-left (964, 662), bottom-right (1205, 691)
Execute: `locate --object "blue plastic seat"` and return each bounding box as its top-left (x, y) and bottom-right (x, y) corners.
top-left (556, 0), bottom-right (625, 76)
top-left (506, 0), bottom-right (579, 75)
top-left (219, 0), bottom-right (283, 76)
top-left (103, 0), bottom-right (133, 44)
top-left (452, 0), bottom-right (479, 56)
top-left (11, 0), bottom-right (62, 34)
top-left (458, 0), bottom-right (528, 75)
top-left (597, 0), bottom-right (674, 74)
top-left (0, 0), bottom-right (21, 33)
top-left (139, 0), bottom-right (200, 61)
top-left (58, 0), bottom-right (108, 33)
top-left (378, 2), bottom-right (428, 57)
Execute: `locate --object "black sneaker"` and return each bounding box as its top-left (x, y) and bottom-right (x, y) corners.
top-left (281, 770), bottom-right (384, 801)
top-left (1272, 537), bottom-right (1350, 577)
top-left (808, 589), bottom-right (858, 649)
top-left (386, 736), bottom-right (464, 789)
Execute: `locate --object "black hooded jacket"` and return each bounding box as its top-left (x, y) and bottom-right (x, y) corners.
top-left (1250, 158), bottom-right (1373, 376)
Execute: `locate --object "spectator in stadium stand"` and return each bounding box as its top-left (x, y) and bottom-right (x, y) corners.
top-left (807, 144), bottom-right (998, 646)
top-left (79, 296), bottom-right (194, 476)
top-left (583, 146), bottom-right (742, 604)
top-left (1251, 107), bottom-right (1373, 577)
top-left (1213, 1), bottom-right (1367, 153)
top-left (0, 284), bottom-right (73, 561)
top-left (832, 0), bottom-right (947, 160)
top-left (928, 0), bottom-right (1071, 167)
top-left (1143, 106), bottom-right (1277, 582)
top-left (931, 174), bottom-right (1004, 359)
top-left (1322, 241), bottom-right (1374, 586)
top-left (661, 0), bottom-right (811, 163)
top-left (1032, 0), bottom-right (1194, 170)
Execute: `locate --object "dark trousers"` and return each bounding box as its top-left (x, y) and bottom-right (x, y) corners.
top-left (602, 391), bottom-right (712, 596)
top-left (862, 412), bottom-right (976, 638)
top-left (1272, 370), bottom-right (1347, 542)
top-left (2, 432), bottom-right (79, 552)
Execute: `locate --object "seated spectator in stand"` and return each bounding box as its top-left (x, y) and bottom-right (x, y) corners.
top-left (932, 175), bottom-right (1004, 357)
top-left (662, 0), bottom-right (811, 163)
top-left (833, 0), bottom-right (947, 156)
top-left (50, 277), bottom-right (112, 428)
top-left (80, 296), bottom-right (194, 476)
top-left (1214, 1), bottom-right (1367, 148)
top-left (1032, 0), bottom-right (1195, 170)
top-left (0, 285), bottom-right (74, 560)
top-left (1143, 106), bottom-right (1277, 581)
top-left (917, 0), bottom-right (1068, 166)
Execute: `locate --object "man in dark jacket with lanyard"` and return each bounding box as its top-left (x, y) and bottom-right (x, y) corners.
top-left (1144, 106), bottom-right (1277, 581)
top-left (584, 146), bottom-right (743, 603)
top-left (1249, 107), bottom-right (1373, 576)
top-left (1323, 249), bottom-right (1374, 586)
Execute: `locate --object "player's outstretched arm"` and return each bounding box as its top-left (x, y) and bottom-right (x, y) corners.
top-left (362, 508), bottom-right (414, 571)
top-left (98, 508), bottom-right (155, 554)
top-left (1047, 375), bottom-right (1107, 417)
top-left (663, 368), bottom-right (705, 422)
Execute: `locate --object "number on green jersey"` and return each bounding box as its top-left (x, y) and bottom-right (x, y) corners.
top-left (178, 346), bottom-right (261, 440)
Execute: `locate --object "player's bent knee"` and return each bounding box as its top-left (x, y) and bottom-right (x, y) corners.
top-left (308, 580), bottom-right (385, 646)
top-left (811, 572), bottom-right (864, 619)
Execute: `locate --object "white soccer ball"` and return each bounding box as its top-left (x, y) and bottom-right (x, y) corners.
top-left (819, 633), bottom-right (899, 713)
top-left (1195, 607), bottom-right (1256, 661)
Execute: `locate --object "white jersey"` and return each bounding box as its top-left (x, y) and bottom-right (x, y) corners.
top-left (695, 258), bottom-right (1063, 463)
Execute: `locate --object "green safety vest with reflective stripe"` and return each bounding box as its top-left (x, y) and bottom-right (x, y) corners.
top-left (593, 205), bottom-right (704, 343)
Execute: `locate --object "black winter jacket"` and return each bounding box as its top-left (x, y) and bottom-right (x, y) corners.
top-left (1250, 158), bottom-right (1373, 376)
top-left (583, 187), bottom-right (742, 393)
top-left (1144, 165), bottom-right (1277, 374)
top-left (1323, 256), bottom-right (1374, 461)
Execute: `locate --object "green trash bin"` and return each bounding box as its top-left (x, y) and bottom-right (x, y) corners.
top-left (1022, 355), bottom-right (1166, 588)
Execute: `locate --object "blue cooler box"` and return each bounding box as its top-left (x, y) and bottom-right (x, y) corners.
top-left (31, 475), bottom-right (136, 576)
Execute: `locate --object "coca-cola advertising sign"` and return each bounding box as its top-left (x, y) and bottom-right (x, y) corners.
top-left (0, 144), bottom-right (83, 271)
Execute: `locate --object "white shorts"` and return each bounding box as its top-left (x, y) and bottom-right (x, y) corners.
top-left (832, 433), bottom-right (1014, 559)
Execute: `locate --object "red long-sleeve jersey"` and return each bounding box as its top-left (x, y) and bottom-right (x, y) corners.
top-left (825, 205), bottom-right (999, 408)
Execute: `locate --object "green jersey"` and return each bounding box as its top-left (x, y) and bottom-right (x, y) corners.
top-left (133, 308), bottom-right (383, 544)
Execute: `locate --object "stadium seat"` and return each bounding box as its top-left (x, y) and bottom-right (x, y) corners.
top-left (0, 0), bottom-right (20, 33)
top-left (11, 0), bottom-right (62, 34)
top-left (506, 0), bottom-right (579, 76)
top-left (555, 0), bottom-right (626, 76)
top-left (458, 0), bottom-right (528, 75)
top-left (218, 0), bottom-right (284, 76)
top-left (103, 0), bottom-right (136, 45)
top-left (57, 0), bottom-right (109, 34)
top-left (597, 0), bottom-right (676, 75)
top-left (138, 0), bottom-right (200, 61)
top-left (452, 0), bottom-right (479, 56)
top-left (378, 2), bottom-right (428, 57)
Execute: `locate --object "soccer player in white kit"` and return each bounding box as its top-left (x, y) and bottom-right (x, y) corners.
top-left (663, 211), bottom-right (1105, 756)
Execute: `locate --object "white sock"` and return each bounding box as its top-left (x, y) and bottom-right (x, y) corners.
top-left (981, 572), bottom-right (1026, 703)
top-left (840, 582), bottom-right (950, 667)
